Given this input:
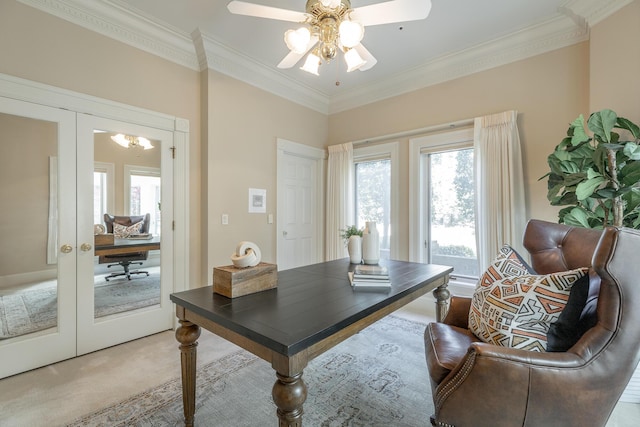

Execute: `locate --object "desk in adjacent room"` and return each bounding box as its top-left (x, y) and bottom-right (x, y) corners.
top-left (94, 236), bottom-right (161, 256)
top-left (170, 258), bottom-right (452, 427)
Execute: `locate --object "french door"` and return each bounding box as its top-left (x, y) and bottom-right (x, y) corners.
top-left (0, 97), bottom-right (175, 378)
top-left (76, 114), bottom-right (174, 355)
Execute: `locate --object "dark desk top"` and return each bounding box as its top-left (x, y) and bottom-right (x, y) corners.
top-left (171, 258), bottom-right (452, 357)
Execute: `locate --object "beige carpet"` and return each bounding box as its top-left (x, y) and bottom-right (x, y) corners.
top-left (0, 275), bottom-right (160, 339)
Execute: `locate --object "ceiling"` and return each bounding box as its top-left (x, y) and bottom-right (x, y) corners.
top-left (19, 0), bottom-right (630, 113)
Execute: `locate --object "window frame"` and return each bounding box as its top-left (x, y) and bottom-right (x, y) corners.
top-left (409, 128), bottom-right (475, 272)
top-left (94, 161), bottom-right (115, 226)
top-left (353, 141), bottom-right (399, 260)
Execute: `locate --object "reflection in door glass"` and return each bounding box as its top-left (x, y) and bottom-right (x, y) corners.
top-left (93, 132), bottom-right (161, 320)
top-left (0, 113), bottom-right (59, 340)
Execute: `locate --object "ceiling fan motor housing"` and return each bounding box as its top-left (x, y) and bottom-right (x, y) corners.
top-left (306, 0), bottom-right (353, 62)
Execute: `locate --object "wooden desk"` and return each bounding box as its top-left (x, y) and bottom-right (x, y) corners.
top-left (171, 258), bottom-right (452, 426)
top-left (94, 236), bottom-right (161, 256)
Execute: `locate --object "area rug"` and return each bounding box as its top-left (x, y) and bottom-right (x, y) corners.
top-left (0, 275), bottom-right (160, 339)
top-left (68, 315), bottom-right (434, 427)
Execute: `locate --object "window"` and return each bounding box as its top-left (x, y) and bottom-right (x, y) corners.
top-left (425, 147), bottom-right (478, 278)
top-left (410, 128), bottom-right (478, 281)
top-left (353, 142), bottom-right (399, 260)
top-left (93, 162), bottom-right (114, 226)
top-left (125, 165), bottom-right (161, 236)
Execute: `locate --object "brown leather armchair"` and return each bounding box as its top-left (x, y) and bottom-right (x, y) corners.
top-left (424, 219), bottom-right (640, 427)
top-left (99, 213), bottom-right (151, 281)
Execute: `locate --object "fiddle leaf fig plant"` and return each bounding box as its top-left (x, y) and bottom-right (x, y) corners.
top-left (542, 109), bottom-right (640, 229)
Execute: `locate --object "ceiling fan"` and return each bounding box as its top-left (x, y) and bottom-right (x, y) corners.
top-left (227, 0), bottom-right (432, 76)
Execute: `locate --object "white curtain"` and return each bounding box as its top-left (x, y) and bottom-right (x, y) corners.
top-left (326, 142), bottom-right (354, 261)
top-left (474, 110), bottom-right (526, 270)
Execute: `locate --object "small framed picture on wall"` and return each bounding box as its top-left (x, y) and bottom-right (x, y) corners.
top-left (248, 188), bottom-right (266, 213)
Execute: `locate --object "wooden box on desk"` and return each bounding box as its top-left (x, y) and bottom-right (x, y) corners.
top-left (94, 233), bottom-right (114, 246)
top-left (213, 262), bottom-right (278, 298)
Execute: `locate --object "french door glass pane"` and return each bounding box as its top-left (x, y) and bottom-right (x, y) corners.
top-left (0, 113), bottom-right (60, 339)
top-left (428, 148), bottom-right (478, 277)
top-left (93, 132), bottom-right (161, 321)
top-left (355, 159), bottom-right (391, 259)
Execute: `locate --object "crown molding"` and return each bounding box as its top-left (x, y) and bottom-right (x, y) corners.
top-left (194, 30), bottom-right (331, 114)
top-left (16, 0), bottom-right (632, 115)
top-left (17, 0), bottom-right (199, 70)
top-left (562, 0), bottom-right (635, 26)
top-left (329, 13), bottom-right (590, 113)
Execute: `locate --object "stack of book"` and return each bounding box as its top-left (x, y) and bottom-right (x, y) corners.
top-left (348, 265), bottom-right (391, 289)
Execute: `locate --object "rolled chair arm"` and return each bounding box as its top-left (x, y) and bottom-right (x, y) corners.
top-left (441, 296), bottom-right (472, 328)
top-left (434, 342), bottom-right (589, 426)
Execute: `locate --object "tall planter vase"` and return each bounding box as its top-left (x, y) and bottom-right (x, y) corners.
top-left (347, 235), bottom-right (362, 264)
top-left (362, 221), bottom-right (380, 265)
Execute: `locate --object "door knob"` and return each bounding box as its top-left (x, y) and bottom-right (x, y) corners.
top-left (80, 243), bottom-right (92, 252)
top-left (60, 244), bottom-right (73, 254)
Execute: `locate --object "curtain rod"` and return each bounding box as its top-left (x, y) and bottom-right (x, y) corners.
top-left (351, 117), bottom-right (474, 146)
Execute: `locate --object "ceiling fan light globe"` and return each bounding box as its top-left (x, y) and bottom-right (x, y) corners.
top-left (111, 133), bottom-right (130, 148)
top-left (320, 43), bottom-right (337, 61)
top-left (284, 27), bottom-right (311, 54)
top-left (138, 137), bottom-right (154, 150)
top-left (320, 0), bottom-right (341, 9)
top-left (339, 20), bottom-right (364, 48)
top-left (344, 48), bottom-right (366, 72)
top-left (300, 52), bottom-right (321, 75)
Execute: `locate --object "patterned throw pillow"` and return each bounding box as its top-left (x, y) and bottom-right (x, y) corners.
top-left (468, 245), bottom-right (534, 334)
top-left (469, 266), bottom-right (588, 352)
top-left (113, 221), bottom-right (143, 238)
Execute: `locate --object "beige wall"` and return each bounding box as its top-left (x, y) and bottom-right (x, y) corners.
top-left (205, 70), bottom-right (328, 280)
top-left (329, 43), bottom-right (591, 258)
top-left (0, 1), bottom-right (202, 285)
top-left (0, 113), bottom-right (57, 277)
top-left (590, 0), bottom-right (640, 122)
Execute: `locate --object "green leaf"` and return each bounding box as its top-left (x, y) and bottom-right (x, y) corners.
top-left (553, 149), bottom-right (572, 161)
top-left (588, 109), bottom-right (618, 144)
top-left (621, 160), bottom-right (640, 185)
top-left (586, 168), bottom-right (602, 180)
top-left (563, 207), bottom-right (592, 228)
top-left (617, 117), bottom-right (640, 139)
top-left (562, 172), bottom-right (587, 187)
top-left (570, 115), bottom-right (590, 146)
top-left (576, 176), bottom-right (605, 200)
top-left (623, 143), bottom-right (640, 160)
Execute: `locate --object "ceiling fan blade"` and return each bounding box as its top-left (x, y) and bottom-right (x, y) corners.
top-left (354, 44), bottom-right (377, 71)
top-left (277, 36), bottom-right (319, 69)
top-left (227, 1), bottom-right (307, 23)
top-left (351, 0), bottom-right (432, 27)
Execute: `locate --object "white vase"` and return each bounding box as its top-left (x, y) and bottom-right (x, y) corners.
top-left (362, 221), bottom-right (380, 265)
top-left (347, 235), bottom-right (362, 264)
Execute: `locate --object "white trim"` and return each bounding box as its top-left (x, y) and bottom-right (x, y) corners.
top-left (354, 141), bottom-right (400, 260)
top-left (94, 161), bottom-right (115, 222)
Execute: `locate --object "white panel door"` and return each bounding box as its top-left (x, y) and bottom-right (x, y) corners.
top-left (75, 114), bottom-right (174, 355)
top-left (277, 139), bottom-right (324, 271)
top-left (0, 97), bottom-right (77, 378)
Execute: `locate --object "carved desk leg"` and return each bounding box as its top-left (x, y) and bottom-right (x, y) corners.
top-left (176, 320), bottom-right (201, 427)
top-left (272, 371), bottom-right (307, 427)
top-left (433, 277), bottom-right (451, 322)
